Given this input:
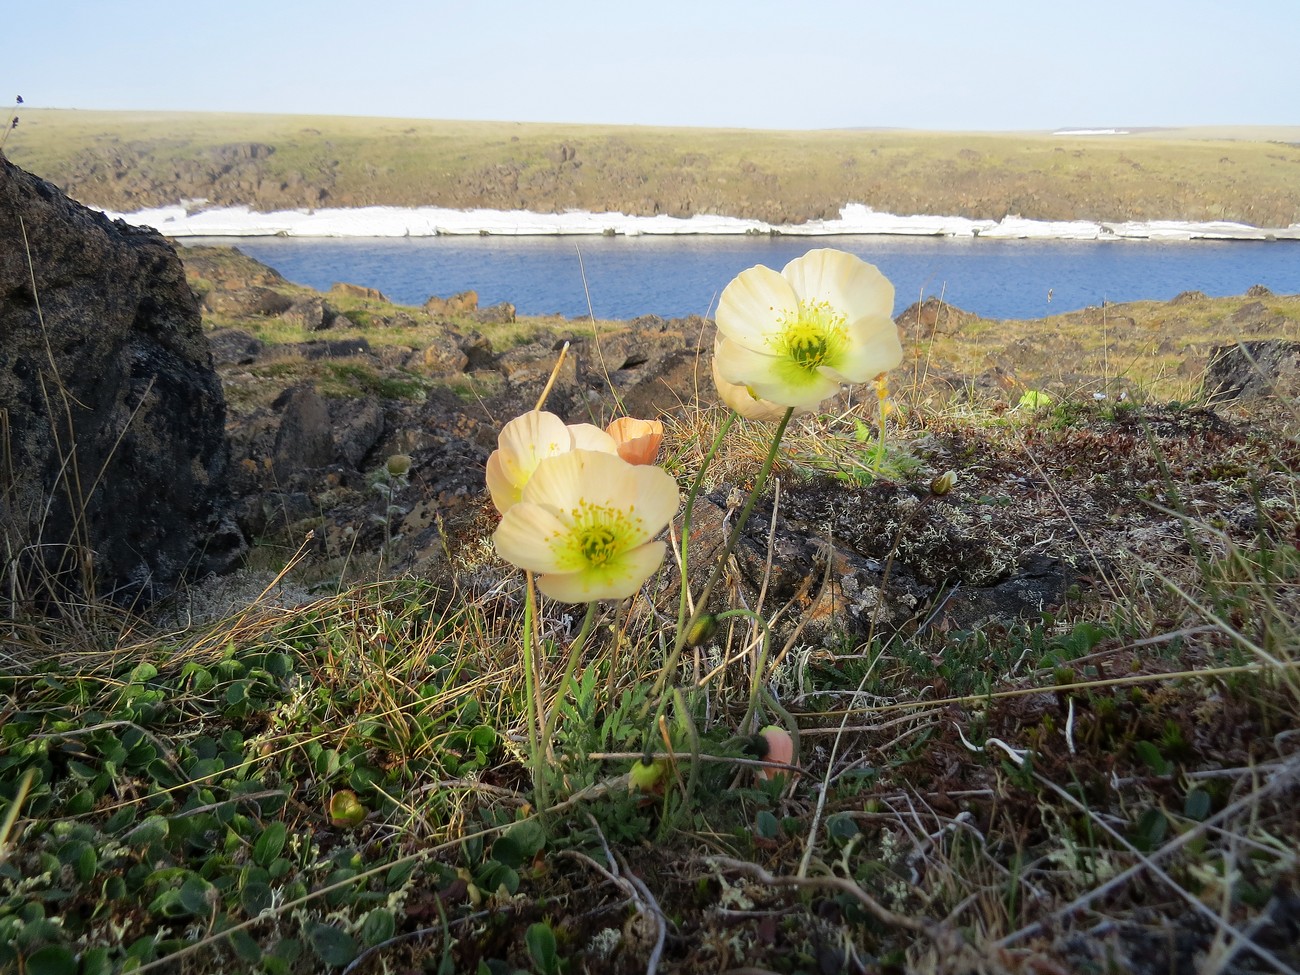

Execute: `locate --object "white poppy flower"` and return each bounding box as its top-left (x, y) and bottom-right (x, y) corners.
top-left (492, 450), bottom-right (679, 602)
top-left (714, 248), bottom-right (902, 410)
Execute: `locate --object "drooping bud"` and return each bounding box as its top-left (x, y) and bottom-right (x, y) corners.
top-left (930, 471), bottom-right (957, 496)
top-left (684, 613), bottom-right (718, 648)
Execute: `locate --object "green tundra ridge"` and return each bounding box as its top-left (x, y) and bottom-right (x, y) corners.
top-left (7, 109), bottom-right (1300, 227)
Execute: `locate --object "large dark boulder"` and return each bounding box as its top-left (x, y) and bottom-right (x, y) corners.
top-left (0, 153), bottom-right (243, 608)
top-left (1205, 339), bottom-right (1300, 403)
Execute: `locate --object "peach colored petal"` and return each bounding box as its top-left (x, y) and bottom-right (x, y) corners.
top-left (758, 725), bottom-right (795, 781)
top-left (606, 416), bottom-right (664, 465)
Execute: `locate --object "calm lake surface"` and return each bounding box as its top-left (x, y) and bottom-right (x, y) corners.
top-left (180, 235), bottom-right (1300, 321)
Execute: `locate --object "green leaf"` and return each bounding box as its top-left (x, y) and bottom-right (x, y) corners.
top-left (67, 760), bottom-right (98, 781)
top-left (1184, 788), bottom-right (1212, 821)
top-left (494, 819), bottom-right (545, 866)
top-left (128, 662), bottom-right (159, 684)
top-left (254, 821), bottom-right (287, 867)
top-left (1133, 807), bottom-right (1169, 852)
top-left (826, 813), bottom-right (859, 841)
top-left (241, 881), bottom-right (272, 916)
top-left (180, 662), bottom-right (215, 693)
top-left (360, 908), bottom-right (396, 946)
top-left (178, 875), bottom-right (216, 915)
top-left (24, 945), bottom-right (77, 975)
top-left (755, 810), bottom-right (780, 839)
top-left (227, 927), bottom-right (263, 963)
top-left (307, 922), bottom-right (358, 967)
top-left (64, 788), bottom-right (95, 815)
top-left (1135, 740), bottom-right (1172, 776)
top-left (124, 815), bottom-right (169, 847)
top-left (386, 858), bottom-right (417, 889)
top-left (476, 860), bottom-right (519, 895)
top-left (105, 805), bottom-right (137, 834)
top-left (63, 841), bottom-right (97, 884)
top-left (525, 923), bottom-right (558, 975)
top-left (80, 946), bottom-right (113, 975)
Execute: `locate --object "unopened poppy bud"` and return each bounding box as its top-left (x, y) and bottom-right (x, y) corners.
top-left (684, 613), bottom-right (718, 647)
top-left (629, 756), bottom-right (668, 792)
top-left (930, 471), bottom-right (957, 496)
top-left (328, 790), bottom-right (367, 827)
top-left (757, 725), bottom-right (795, 782)
top-left (386, 453), bottom-right (412, 477)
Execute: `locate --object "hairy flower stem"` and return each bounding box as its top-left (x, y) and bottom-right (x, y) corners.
top-left (647, 407), bottom-right (795, 716)
top-left (521, 572), bottom-right (545, 806)
top-left (873, 405), bottom-right (888, 471)
top-left (673, 410), bottom-right (738, 638)
top-left (538, 600), bottom-right (599, 803)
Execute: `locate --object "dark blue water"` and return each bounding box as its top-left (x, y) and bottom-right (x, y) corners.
top-left (180, 235), bottom-right (1300, 321)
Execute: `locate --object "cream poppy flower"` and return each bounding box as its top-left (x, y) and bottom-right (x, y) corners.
top-left (485, 412), bottom-right (617, 514)
top-left (714, 248), bottom-right (902, 410)
top-left (605, 416), bottom-right (664, 465)
top-left (492, 449), bottom-right (680, 602)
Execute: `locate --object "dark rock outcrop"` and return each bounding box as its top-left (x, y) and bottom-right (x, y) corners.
top-left (1205, 340), bottom-right (1300, 402)
top-left (0, 153), bottom-right (243, 607)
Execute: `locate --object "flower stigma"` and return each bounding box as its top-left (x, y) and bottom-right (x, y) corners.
top-left (773, 299), bottom-right (846, 372)
top-left (555, 501), bottom-right (644, 572)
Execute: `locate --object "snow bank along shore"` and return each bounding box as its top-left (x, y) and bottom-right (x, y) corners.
top-left (105, 201), bottom-right (1300, 242)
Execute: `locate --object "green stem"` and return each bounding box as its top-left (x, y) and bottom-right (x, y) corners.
top-left (521, 573), bottom-right (544, 807)
top-left (538, 600), bottom-right (600, 802)
top-left (647, 406), bottom-right (795, 714)
top-left (675, 411), bottom-right (738, 639)
top-left (872, 399), bottom-right (889, 471)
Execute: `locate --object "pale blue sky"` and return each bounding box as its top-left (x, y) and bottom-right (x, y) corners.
top-left (6, 0), bottom-right (1297, 130)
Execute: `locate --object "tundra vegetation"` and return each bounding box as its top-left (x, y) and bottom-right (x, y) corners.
top-left (1, 118), bottom-right (1299, 974)
top-left (8, 109), bottom-right (1300, 227)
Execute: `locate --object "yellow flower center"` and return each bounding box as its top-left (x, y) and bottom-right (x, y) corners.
top-left (774, 300), bottom-right (847, 371)
top-left (556, 501), bottom-right (643, 570)
top-left (580, 525), bottom-right (618, 566)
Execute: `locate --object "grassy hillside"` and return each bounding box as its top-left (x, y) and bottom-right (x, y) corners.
top-left (7, 109), bottom-right (1300, 226)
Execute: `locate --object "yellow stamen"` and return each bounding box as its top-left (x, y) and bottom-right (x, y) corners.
top-left (773, 299), bottom-right (847, 371)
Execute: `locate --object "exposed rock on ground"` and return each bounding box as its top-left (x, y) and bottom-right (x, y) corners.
top-left (1206, 338), bottom-right (1300, 401)
top-left (0, 155), bottom-right (243, 608)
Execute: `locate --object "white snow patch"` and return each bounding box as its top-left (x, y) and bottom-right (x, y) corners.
top-left (99, 203), bottom-right (1300, 242)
